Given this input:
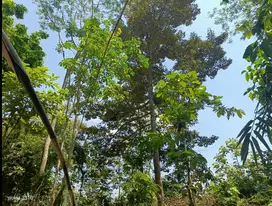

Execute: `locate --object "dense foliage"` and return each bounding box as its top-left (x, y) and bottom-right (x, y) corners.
top-left (2, 0), bottom-right (271, 205)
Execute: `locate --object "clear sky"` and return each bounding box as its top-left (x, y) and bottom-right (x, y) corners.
top-left (15, 0), bottom-right (256, 167)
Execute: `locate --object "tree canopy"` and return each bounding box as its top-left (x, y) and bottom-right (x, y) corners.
top-left (2, 0), bottom-right (271, 205)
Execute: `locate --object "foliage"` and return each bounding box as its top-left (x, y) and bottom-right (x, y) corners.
top-left (210, 138), bottom-right (272, 206)
top-left (34, 0), bottom-right (124, 34)
top-left (2, 67), bottom-right (66, 205)
top-left (86, 0), bottom-right (239, 204)
top-left (155, 71), bottom-right (244, 125)
top-left (155, 70), bottom-right (243, 204)
top-left (121, 172), bottom-right (158, 206)
top-left (2, 1), bottom-right (67, 204)
top-left (3, 0), bottom-right (271, 205)
top-left (210, 0), bottom-right (262, 39)
top-left (173, 30), bottom-right (232, 82)
top-left (2, 0), bottom-right (48, 68)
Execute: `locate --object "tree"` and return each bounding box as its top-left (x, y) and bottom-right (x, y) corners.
top-left (4, 0), bottom-right (266, 205)
top-left (155, 71), bottom-right (243, 205)
top-left (101, 0), bottom-right (235, 204)
top-left (2, 1), bottom-right (74, 205)
top-left (123, 2), bottom-right (200, 202)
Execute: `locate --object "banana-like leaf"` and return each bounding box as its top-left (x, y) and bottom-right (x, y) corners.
top-left (250, 141), bottom-right (258, 165)
top-left (252, 137), bottom-right (265, 163)
top-left (237, 125), bottom-right (252, 146)
top-left (241, 137), bottom-right (250, 164)
top-left (254, 130), bottom-right (272, 152)
top-left (237, 120), bottom-right (253, 138)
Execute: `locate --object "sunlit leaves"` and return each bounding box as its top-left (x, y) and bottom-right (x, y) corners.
top-left (156, 71), bottom-right (244, 127)
top-left (2, 0), bottom-right (28, 20)
top-left (122, 171), bottom-right (158, 205)
top-left (56, 17), bottom-right (148, 119)
top-left (211, 138), bottom-right (272, 205)
top-left (2, 67), bottom-right (66, 119)
top-left (2, 0), bottom-right (48, 69)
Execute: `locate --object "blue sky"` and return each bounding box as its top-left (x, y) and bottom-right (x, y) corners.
top-left (15, 0), bottom-right (256, 167)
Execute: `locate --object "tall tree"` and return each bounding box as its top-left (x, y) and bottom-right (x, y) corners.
top-left (98, 1), bottom-right (234, 205)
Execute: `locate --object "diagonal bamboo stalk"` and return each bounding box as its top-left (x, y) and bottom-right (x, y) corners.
top-left (2, 29), bottom-right (76, 206)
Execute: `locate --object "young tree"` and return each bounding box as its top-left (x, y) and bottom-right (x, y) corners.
top-left (155, 71), bottom-right (243, 205)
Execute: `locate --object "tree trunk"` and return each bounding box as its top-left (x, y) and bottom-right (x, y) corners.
top-left (51, 88), bottom-right (81, 205)
top-left (39, 119), bottom-right (57, 176)
top-left (33, 70), bottom-right (71, 206)
top-left (2, 124), bottom-right (9, 148)
top-left (39, 70), bottom-right (71, 176)
top-left (50, 141), bottom-right (65, 206)
top-left (148, 61), bottom-right (164, 206)
top-left (187, 160), bottom-right (196, 206)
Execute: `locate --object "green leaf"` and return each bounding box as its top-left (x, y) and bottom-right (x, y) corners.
top-left (245, 31), bottom-right (252, 39)
top-left (254, 130), bottom-right (272, 152)
top-left (250, 140), bottom-right (258, 165)
top-left (238, 132), bottom-right (251, 148)
top-left (245, 72), bottom-right (249, 81)
top-left (237, 110), bottom-right (242, 118)
top-left (182, 150), bottom-right (195, 157)
top-left (261, 39), bottom-right (272, 58)
top-left (240, 136), bottom-right (250, 164)
top-left (243, 43), bottom-right (254, 59)
top-left (252, 137), bottom-right (265, 163)
top-left (237, 120), bottom-right (253, 138)
top-left (243, 42), bottom-right (258, 62)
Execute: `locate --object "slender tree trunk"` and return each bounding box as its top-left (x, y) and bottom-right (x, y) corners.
top-left (39, 70), bottom-right (71, 176)
top-left (59, 112), bottom-right (79, 205)
top-left (2, 124), bottom-right (9, 148)
top-left (148, 59), bottom-right (164, 206)
top-left (33, 71), bottom-right (71, 206)
top-left (50, 141), bottom-right (65, 206)
top-left (52, 89), bottom-right (82, 205)
top-left (183, 131), bottom-right (196, 206)
top-left (39, 119), bottom-right (57, 175)
top-left (49, 76), bottom-right (73, 205)
top-left (67, 108), bottom-right (79, 166)
top-left (187, 160), bottom-right (196, 206)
